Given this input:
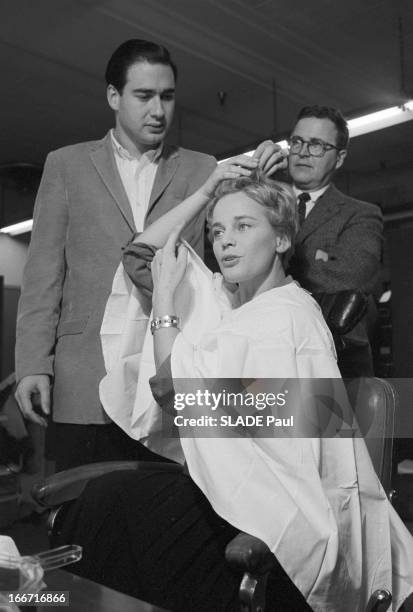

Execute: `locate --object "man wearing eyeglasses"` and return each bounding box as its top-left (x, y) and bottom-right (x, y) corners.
top-left (287, 105), bottom-right (383, 378)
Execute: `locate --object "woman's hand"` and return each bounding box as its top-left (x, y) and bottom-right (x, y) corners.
top-left (199, 155), bottom-right (259, 199)
top-left (152, 224), bottom-right (188, 312)
top-left (198, 143), bottom-right (287, 201)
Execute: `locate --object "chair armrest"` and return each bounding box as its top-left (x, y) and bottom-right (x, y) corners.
top-left (32, 460), bottom-right (182, 508)
top-left (225, 532), bottom-right (277, 575)
top-left (314, 290), bottom-right (369, 336)
top-left (366, 589), bottom-right (392, 612)
top-left (225, 533), bottom-right (277, 612)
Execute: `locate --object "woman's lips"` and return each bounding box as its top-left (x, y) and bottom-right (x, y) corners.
top-left (221, 256), bottom-right (240, 267)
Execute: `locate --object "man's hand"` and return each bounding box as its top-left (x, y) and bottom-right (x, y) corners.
top-left (253, 140), bottom-right (288, 175)
top-left (15, 375), bottom-right (51, 427)
top-left (200, 155), bottom-right (259, 199)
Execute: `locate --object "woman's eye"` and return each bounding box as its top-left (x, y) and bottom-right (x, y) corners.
top-left (213, 229), bottom-right (223, 239)
top-left (238, 223), bottom-right (250, 231)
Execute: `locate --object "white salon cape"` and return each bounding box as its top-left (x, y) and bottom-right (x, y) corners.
top-left (99, 244), bottom-right (413, 612)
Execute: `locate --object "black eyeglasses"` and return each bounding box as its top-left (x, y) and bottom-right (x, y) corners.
top-left (288, 136), bottom-right (340, 157)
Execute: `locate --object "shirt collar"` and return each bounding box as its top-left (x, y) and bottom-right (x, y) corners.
top-left (293, 184), bottom-right (330, 202)
top-left (110, 129), bottom-right (163, 163)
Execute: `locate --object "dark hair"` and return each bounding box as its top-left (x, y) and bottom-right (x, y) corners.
top-left (294, 105), bottom-right (349, 150)
top-left (105, 39), bottom-right (177, 93)
top-left (206, 170), bottom-right (298, 264)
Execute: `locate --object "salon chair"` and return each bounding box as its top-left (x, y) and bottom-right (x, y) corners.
top-left (227, 376), bottom-right (397, 612)
top-left (32, 377), bottom-right (397, 612)
top-left (313, 289), bottom-right (369, 351)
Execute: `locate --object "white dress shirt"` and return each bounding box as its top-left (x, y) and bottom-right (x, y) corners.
top-left (111, 130), bottom-right (162, 231)
top-left (293, 184), bottom-right (330, 219)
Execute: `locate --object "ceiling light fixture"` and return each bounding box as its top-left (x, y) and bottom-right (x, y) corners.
top-left (347, 101), bottom-right (413, 138)
top-left (0, 219), bottom-right (33, 235)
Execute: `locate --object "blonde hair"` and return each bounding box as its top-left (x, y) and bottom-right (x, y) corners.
top-left (206, 170), bottom-right (298, 263)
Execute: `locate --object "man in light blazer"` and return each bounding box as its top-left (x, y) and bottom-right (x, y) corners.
top-left (15, 40), bottom-right (283, 470)
top-left (287, 105), bottom-right (383, 378)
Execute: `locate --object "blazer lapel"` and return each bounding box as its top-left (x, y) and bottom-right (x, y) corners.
top-left (297, 184), bottom-right (343, 242)
top-left (89, 132), bottom-right (135, 230)
top-left (148, 145), bottom-right (180, 214)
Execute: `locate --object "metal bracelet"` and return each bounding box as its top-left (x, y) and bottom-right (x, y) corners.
top-left (150, 315), bottom-right (180, 335)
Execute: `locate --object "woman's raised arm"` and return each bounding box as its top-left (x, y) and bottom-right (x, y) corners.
top-left (134, 155), bottom-right (258, 249)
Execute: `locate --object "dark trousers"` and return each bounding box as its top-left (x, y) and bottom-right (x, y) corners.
top-left (45, 421), bottom-right (171, 472)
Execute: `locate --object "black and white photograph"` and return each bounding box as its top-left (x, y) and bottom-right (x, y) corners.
top-left (1, 1), bottom-right (413, 610)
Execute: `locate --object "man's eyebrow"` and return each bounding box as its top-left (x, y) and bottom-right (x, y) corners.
top-left (131, 87), bottom-right (175, 94)
top-left (292, 136), bottom-right (324, 143)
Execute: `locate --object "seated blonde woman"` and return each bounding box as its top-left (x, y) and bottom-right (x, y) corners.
top-left (57, 158), bottom-right (413, 612)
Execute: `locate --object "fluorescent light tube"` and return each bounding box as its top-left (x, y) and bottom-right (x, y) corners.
top-left (0, 219), bottom-right (33, 235)
top-left (348, 101), bottom-right (413, 138)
